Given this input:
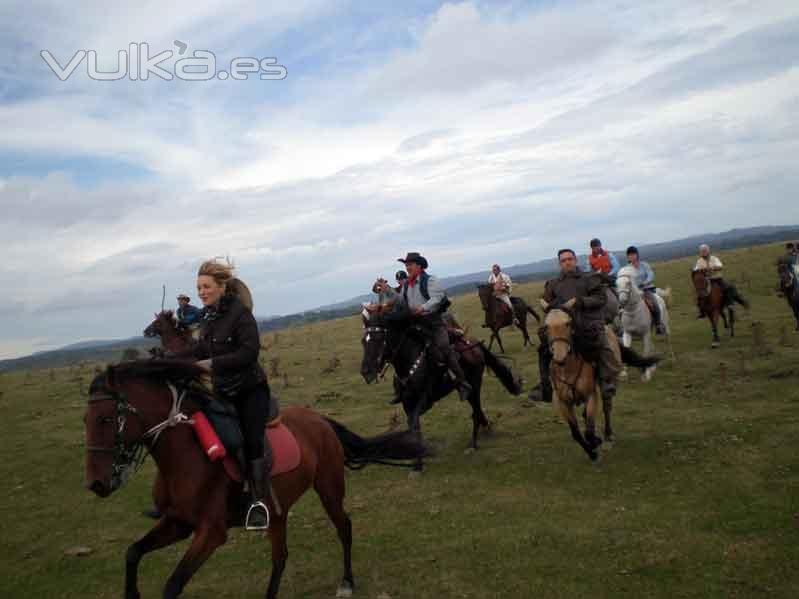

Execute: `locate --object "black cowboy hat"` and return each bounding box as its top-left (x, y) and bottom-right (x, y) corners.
top-left (398, 252), bottom-right (428, 269)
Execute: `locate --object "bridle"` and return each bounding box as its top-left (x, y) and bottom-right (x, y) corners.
top-left (363, 322), bottom-right (423, 384)
top-left (615, 274), bottom-right (638, 309)
top-left (693, 270), bottom-right (711, 298)
top-left (547, 325), bottom-right (586, 400)
top-left (87, 382), bottom-right (191, 491)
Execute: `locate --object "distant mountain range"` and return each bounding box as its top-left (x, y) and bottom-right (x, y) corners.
top-left (2, 224), bottom-right (796, 372)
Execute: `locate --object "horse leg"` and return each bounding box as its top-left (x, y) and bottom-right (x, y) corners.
top-left (265, 518), bottom-right (288, 599)
top-left (125, 517), bottom-right (192, 599)
top-left (584, 389), bottom-right (602, 450)
top-left (315, 474), bottom-right (354, 597)
top-left (641, 332), bottom-right (656, 382)
top-left (162, 523), bottom-right (227, 599)
top-left (602, 391), bottom-right (614, 442)
top-left (487, 330), bottom-right (496, 351)
top-left (467, 368), bottom-right (488, 450)
top-left (728, 307), bottom-right (735, 338)
top-left (520, 318), bottom-right (532, 347)
top-left (495, 329), bottom-right (505, 354)
top-left (406, 402), bottom-right (425, 472)
top-left (710, 311), bottom-right (720, 347)
top-left (620, 330), bottom-right (632, 380)
top-left (556, 395), bottom-right (598, 462)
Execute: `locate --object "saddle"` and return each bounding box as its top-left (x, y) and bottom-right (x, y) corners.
top-left (187, 383), bottom-right (300, 483)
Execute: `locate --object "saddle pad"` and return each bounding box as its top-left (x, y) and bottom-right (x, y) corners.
top-left (267, 422), bottom-right (301, 476)
top-left (218, 421), bottom-right (300, 483)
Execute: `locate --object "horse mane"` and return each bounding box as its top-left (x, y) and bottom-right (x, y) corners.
top-left (616, 265), bottom-right (637, 278)
top-left (105, 358), bottom-right (204, 387)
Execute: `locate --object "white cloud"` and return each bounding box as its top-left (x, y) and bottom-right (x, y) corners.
top-left (1, 0), bottom-right (799, 357)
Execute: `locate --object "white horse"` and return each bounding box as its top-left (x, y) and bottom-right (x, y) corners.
top-left (615, 265), bottom-right (673, 381)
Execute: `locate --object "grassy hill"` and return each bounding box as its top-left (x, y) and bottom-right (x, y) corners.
top-left (1, 242), bottom-right (797, 598)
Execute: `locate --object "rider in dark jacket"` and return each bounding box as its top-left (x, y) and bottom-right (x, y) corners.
top-left (192, 260), bottom-right (276, 531)
top-left (530, 248), bottom-right (622, 403)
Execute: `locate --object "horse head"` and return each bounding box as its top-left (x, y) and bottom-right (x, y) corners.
top-left (691, 269), bottom-right (711, 298)
top-left (84, 360), bottom-right (201, 497)
top-left (544, 309), bottom-right (573, 365)
top-left (360, 311), bottom-right (390, 384)
top-left (143, 310), bottom-right (176, 338)
top-left (615, 266), bottom-right (639, 308)
top-left (476, 284), bottom-right (493, 311)
top-left (777, 260), bottom-right (795, 291)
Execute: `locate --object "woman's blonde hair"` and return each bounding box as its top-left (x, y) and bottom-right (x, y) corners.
top-left (197, 258), bottom-right (254, 311)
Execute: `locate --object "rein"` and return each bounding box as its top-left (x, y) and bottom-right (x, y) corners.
top-left (87, 383), bottom-right (191, 491)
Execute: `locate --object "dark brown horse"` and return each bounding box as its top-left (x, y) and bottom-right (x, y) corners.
top-left (777, 259), bottom-right (799, 330)
top-left (360, 311), bottom-right (522, 470)
top-left (477, 284), bottom-right (540, 352)
top-left (143, 311), bottom-right (194, 355)
top-left (84, 360), bottom-right (426, 599)
top-left (691, 270), bottom-right (749, 347)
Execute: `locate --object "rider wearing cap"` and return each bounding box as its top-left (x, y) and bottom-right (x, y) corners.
top-left (176, 294), bottom-right (203, 328)
top-left (626, 246), bottom-right (665, 335)
top-left (380, 252), bottom-right (472, 403)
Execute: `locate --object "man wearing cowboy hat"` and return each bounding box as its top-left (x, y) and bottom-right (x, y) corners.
top-left (380, 252), bottom-right (472, 402)
top-left (176, 293), bottom-right (203, 328)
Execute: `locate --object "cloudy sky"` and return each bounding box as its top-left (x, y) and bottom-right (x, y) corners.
top-left (1, 1), bottom-right (798, 358)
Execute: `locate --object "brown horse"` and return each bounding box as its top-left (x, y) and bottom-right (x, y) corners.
top-left (777, 259), bottom-right (799, 331)
top-left (84, 359), bottom-right (427, 599)
top-left (477, 284), bottom-right (540, 352)
top-left (544, 309), bottom-right (607, 462)
top-left (543, 309), bottom-right (658, 462)
top-left (143, 311), bottom-right (193, 355)
top-left (691, 270), bottom-right (749, 347)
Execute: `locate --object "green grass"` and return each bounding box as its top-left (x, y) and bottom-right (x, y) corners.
top-left (2, 243), bottom-right (798, 598)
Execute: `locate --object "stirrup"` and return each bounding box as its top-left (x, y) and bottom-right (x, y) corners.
top-left (245, 501), bottom-right (270, 531)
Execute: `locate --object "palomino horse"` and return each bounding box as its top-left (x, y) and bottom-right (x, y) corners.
top-left (84, 359), bottom-right (427, 599)
top-left (615, 265), bottom-right (673, 380)
top-left (691, 270), bottom-right (749, 347)
top-left (777, 259), bottom-right (799, 331)
top-left (476, 284), bottom-right (540, 352)
top-left (543, 309), bottom-right (658, 462)
top-left (143, 311), bottom-right (194, 355)
top-left (360, 311), bottom-right (521, 470)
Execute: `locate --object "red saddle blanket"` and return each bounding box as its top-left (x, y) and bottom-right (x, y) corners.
top-left (221, 419), bottom-right (301, 483)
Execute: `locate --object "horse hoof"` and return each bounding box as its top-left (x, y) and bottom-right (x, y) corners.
top-left (463, 447), bottom-right (476, 455)
top-left (711, 341), bottom-right (720, 348)
top-left (589, 451), bottom-right (601, 464)
top-left (408, 470), bottom-right (423, 480)
top-left (336, 581), bottom-right (354, 598)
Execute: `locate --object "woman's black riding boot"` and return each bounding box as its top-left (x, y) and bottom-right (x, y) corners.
top-left (245, 458), bottom-right (270, 531)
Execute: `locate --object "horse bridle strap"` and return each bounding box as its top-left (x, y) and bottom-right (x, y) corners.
top-left (87, 383), bottom-right (191, 490)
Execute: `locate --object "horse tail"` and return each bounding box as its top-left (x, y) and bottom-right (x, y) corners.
top-left (620, 346), bottom-right (660, 370)
top-left (480, 343), bottom-right (523, 395)
top-left (323, 418), bottom-right (429, 470)
top-left (729, 286), bottom-right (750, 310)
top-left (526, 305), bottom-right (542, 322)
top-left (656, 286), bottom-right (673, 308)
